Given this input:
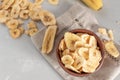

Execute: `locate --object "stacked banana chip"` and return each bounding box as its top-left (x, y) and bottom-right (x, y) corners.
top-left (59, 32), bottom-right (102, 73)
top-left (0, 0), bottom-right (58, 39)
top-left (98, 28), bottom-right (120, 58)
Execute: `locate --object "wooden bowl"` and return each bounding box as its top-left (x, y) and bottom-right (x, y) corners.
top-left (56, 29), bottom-right (105, 77)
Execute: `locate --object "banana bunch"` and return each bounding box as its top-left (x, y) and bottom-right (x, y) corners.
top-left (82, 0), bottom-right (103, 11)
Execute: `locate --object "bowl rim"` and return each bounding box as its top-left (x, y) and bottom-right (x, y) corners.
top-left (56, 29), bottom-right (105, 77)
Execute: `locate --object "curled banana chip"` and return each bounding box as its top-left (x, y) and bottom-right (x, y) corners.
top-left (41, 25), bottom-right (57, 54)
top-left (40, 10), bottom-right (56, 26)
top-left (59, 39), bottom-right (66, 51)
top-left (6, 19), bottom-right (19, 29)
top-left (64, 32), bottom-right (80, 51)
top-left (61, 55), bottom-right (74, 65)
top-left (48, 0), bottom-right (59, 5)
top-left (19, 10), bottom-right (29, 19)
top-left (104, 41), bottom-right (119, 57)
top-left (65, 65), bottom-right (80, 73)
top-left (9, 29), bottom-right (21, 39)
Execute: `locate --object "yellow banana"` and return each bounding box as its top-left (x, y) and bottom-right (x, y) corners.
top-left (82, 0), bottom-right (103, 11)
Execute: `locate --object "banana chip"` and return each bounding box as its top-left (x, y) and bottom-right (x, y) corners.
top-left (6, 19), bottom-right (19, 29)
top-left (18, 26), bottom-right (24, 34)
top-left (64, 32), bottom-right (80, 51)
top-left (2, 0), bottom-right (15, 9)
top-left (73, 56), bottom-right (84, 70)
top-left (65, 65), bottom-right (80, 73)
top-left (41, 25), bottom-right (57, 54)
top-left (20, 0), bottom-right (29, 10)
top-left (62, 49), bottom-right (70, 56)
top-left (48, 0), bottom-right (59, 5)
top-left (11, 4), bottom-right (21, 18)
top-left (0, 10), bottom-right (9, 23)
top-left (19, 10), bottom-right (29, 19)
top-left (89, 48), bottom-right (102, 62)
top-left (40, 10), bottom-right (56, 26)
top-left (108, 30), bottom-right (114, 40)
top-left (105, 41), bottom-right (119, 57)
top-left (78, 47), bottom-right (89, 60)
top-left (74, 41), bottom-right (84, 49)
top-left (27, 21), bottom-right (37, 29)
top-left (35, 0), bottom-right (44, 4)
top-left (59, 39), bottom-right (67, 51)
top-left (9, 29), bottom-right (21, 39)
top-left (98, 28), bottom-right (108, 36)
top-left (82, 61), bottom-right (99, 73)
top-left (61, 55), bottom-right (74, 65)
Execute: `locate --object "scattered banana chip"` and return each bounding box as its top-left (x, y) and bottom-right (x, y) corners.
top-left (27, 21), bottom-right (37, 29)
top-left (35, 0), bottom-right (44, 4)
top-left (40, 10), bottom-right (56, 26)
top-left (108, 30), bottom-right (114, 40)
top-left (0, 10), bottom-right (9, 23)
top-left (6, 19), bottom-right (19, 29)
top-left (48, 0), bottom-right (59, 5)
top-left (41, 25), bottom-right (57, 54)
top-left (11, 4), bottom-right (21, 18)
top-left (2, 0), bottom-right (15, 9)
top-left (61, 55), bottom-right (74, 65)
top-left (18, 26), bottom-right (24, 34)
top-left (19, 10), bottom-right (29, 19)
top-left (59, 32), bottom-right (102, 73)
top-left (64, 32), bottom-right (80, 51)
top-left (0, 0), bottom-right (57, 39)
top-left (9, 29), bottom-right (21, 39)
top-left (98, 28), bottom-right (108, 36)
top-left (104, 41), bottom-right (119, 57)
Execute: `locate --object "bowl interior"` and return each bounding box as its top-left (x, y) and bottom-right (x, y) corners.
top-left (56, 29), bottom-right (105, 77)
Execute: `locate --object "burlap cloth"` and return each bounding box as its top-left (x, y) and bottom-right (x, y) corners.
top-left (31, 3), bottom-right (120, 80)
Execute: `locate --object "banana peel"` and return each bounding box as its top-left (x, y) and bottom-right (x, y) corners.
top-left (82, 0), bottom-right (103, 11)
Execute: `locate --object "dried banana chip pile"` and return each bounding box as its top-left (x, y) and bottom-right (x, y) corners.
top-left (0, 0), bottom-right (59, 39)
top-left (59, 32), bottom-right (102, 73)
